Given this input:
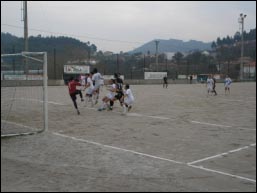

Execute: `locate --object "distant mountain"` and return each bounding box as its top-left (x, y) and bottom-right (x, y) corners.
top-left (128, 39), bottom-right (212, 54)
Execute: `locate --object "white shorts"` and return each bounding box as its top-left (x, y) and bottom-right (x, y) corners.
top-left (107, 93), bottom-right (115, 100)
top-left (99, 79), bottom-right (104, 86)
top-left (207, 86), bottom-right (213, 92)
top-left (94, 84), bottom-right (101, 91)
top-left (225, 84), bottom-right (230, 89)
top-left (86, 88), bottom-right (94, 95)
top-left (124, 98), bottom-right (134, 106)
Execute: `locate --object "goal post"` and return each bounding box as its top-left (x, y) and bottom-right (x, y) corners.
top-left (1, 52), bottom-right (48, 137)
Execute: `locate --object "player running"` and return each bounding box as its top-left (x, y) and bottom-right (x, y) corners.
top-left (79, 74), bottom-right (86, 89)
top-left (68, 77), bottom-right (84, 115)
top-left (84, 72), bottom-right (95, 107)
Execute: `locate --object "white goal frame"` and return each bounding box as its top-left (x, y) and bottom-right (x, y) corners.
top-left (1, 52), bottom-right (48, 137)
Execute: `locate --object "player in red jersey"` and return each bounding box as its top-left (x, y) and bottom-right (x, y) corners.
top-left (68, 77), bottom-right (84, 115)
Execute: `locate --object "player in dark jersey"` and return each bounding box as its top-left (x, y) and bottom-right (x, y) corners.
top-left (212, 75), bottom-right (217, 96)
top-left (163, 76), bottom-right (168, 88)
top-left (109, 73), bottom-right (124, 110)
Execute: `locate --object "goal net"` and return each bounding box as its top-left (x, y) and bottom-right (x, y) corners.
top-left (1, 52), bottom-right (48, 137)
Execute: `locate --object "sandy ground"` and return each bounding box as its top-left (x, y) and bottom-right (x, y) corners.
top-left (1, 82), bottom-right (256, 192)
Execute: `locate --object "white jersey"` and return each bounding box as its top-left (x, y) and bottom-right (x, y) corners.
top-left (92, 72), bottom-right (103, 87)
top-left (99, 78), bottom-right (104, 86)
top-left (80, 75), bottom-right (86, 86)
top-left (206, 78), bottom-right (214, 90)
top-left (124, 89), bottom-right (134, 105)
top-left (86, 77), bottom-right (94, 95)
top-left (224, 78), bottom-right (232, 88)
top-left (106, 83), bottom-right (116, 99)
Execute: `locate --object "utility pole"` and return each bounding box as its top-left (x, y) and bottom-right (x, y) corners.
top-left (54, 48), bottom-right (56, 79)
top-left (154, 40), bottom-right (159, 71)
top-left (166, 57), bottom-right (168, 72)
top-left (24, 1), bottom-right (28, 53)
top-left (143, 54), bottom-right (146, 73)
top-left (22, 1), bottom-right (29, 74)
top-left (12, 45), bottom-right (16, 73)
top-left (88, 48), bottom-right (91, 62)
top-left (238, 13), bottom-right (247, 81)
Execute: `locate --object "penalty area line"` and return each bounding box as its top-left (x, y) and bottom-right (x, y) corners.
top-left (53, 132), bottom-right (256, 184)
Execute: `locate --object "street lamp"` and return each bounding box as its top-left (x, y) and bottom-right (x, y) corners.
top-left (238, 13), bottom-right (247, 80)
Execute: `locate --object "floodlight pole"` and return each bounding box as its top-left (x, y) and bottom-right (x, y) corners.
top-left (238, 13), bottom-right (247, 81)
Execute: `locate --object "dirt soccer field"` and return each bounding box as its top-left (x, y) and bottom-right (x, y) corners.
top-left (1, 82), bottom-right (256, 192)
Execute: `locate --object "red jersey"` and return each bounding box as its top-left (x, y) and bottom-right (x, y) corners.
top-left (68, 80), bottom-right (81, 94)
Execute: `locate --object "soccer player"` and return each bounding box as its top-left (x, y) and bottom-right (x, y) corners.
top-left (109, 73), bottom-right (124, 110)
top-left (163, 76), bottom-right (168, 88)
top-left (84, 72), bottom-right (95, 107)
top-left (189, 75), bottom-right (193, 84)
top-left (92, 68), bottom-right (104, 105)
top-left (121, 84), bottom-right (135, 114)
top-left (224, 75), bottom-right (232, 95)
top-left (212, 74), bottom-right (218, 96)
top-left (206, 74), bottom-right (214, 96)
top-left (98, 79), bottom-right (116, 111)
top-left (68, 77), bottom-right (84, 115)
top-left (80, 74), bottom-right (86, 88)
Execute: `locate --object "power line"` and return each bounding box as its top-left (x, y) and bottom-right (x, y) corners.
top-left (1, 23), bottom-right (144, 45)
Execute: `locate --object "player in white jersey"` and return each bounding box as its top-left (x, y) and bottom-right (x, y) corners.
top-left (84, 72), bottom-right (95, 107)
top-left (121, 84), bottom-right (135, 114)
top-left (92, 68), bottom-right (104, 104)
top-left (80, 74), bottom-right (86, 88)
top-left (206, 75), bottom-right (214, 96)
top-left (224, 75), bottom-right (232, 95)
top-left (98, 79), bottom-right (116, 111)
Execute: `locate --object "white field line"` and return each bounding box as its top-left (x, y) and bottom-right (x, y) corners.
top-left (53, 132), bottom-right (256, 183)
top-left (1, 120), bottom-right (41, 137)
top-left (219, 98), bottom-right (256, 103)
top-left (11, 98), bottom-right (66, 105)
top-left (53, 132), bottom-right (184, 164)
top-left (191, 121), bottom-right (232, 128)
top-left (187, 144), bottom-right (256, 165)
top-left (127, 113), bottom-right (170, 120)
top-left (2, 119), bottom-right (256, 183)
top-left (190, 121), bottom-right (256, 131)
top-left (188, 164), bottom-right (256, 183)
top-left (1, 120), bottom-right (38, 130)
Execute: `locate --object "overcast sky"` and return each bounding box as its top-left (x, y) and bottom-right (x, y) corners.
top-left (1, 1), bottom-right (256, 53)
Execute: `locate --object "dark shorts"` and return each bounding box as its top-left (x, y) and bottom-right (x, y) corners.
top-left (115, 92), bottom-right (124, 100)
top-left (70, 90), bottom-right (81, 101)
